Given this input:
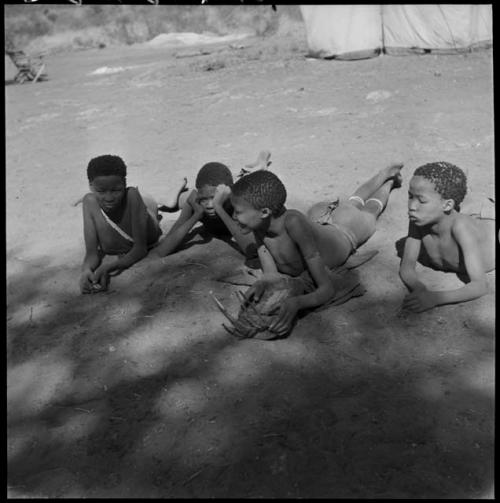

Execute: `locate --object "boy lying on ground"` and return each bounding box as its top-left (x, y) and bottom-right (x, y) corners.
top-left (79, 154), bottom-right (185, 293)
top-left (150, 152), bottom-right (272, 260)
top-left (399, 161), bottom-right (495, 312)
top-left (223, 163), bottom-right (403, 337)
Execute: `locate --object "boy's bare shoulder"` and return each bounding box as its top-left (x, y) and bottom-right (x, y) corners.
top-left (82, 192), bottom-right (98, 207)
top-left (127, 186), bottom-right (141, 199)
top-left (126, 187), bottom-right (150, 208)
top-left (451, 212), bottom-right (476, 228)
top-left (450, 212), bottom-right (482, 237)
top-left (283, 209), bottom-right (314, 235)
top-left (284, 208), bottom-right (309, 223)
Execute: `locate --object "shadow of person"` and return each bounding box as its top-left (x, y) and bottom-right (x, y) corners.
top-left (215, 234), bottom-right (260, 269)
top-left (165, 224), bottom-right (260, 269)
top-left (172, 226), bottom-right (213, 253)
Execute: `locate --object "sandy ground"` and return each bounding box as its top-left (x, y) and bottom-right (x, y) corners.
top-left (6, 31), bottom-right (495, 498)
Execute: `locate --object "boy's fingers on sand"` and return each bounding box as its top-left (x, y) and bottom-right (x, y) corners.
top-left (244, 289), bottom-right (258, 302)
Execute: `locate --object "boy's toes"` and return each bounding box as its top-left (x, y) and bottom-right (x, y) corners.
top-left (246, 150), bottom-right (272, 170)
top-left (387, 162), bottom-right (404, 176)
top-left (392, 172), bottom-right (403, 189)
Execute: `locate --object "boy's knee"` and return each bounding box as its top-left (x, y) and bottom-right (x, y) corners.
top-left (347, 195), bottom-right (365, 209)
top-left (364, 198), bottom-right (384, 216)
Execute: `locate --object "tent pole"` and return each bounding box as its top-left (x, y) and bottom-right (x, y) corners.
top-left (380, 4), bottom-right (386, 55)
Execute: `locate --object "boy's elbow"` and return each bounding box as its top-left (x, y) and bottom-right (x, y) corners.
top-left (131, 244), bottom-right (148, 261)
top-left (473, 278), bottom-right (488, 297)
top-left (323, 281), bottom-right (336, 302)
top-left (153, 240), bottom-right (174, 258)
top-left (148, 249), bottom-right (161, 259)
top-left (399, 264), bottom-right (412, 281)
top-left (398, 267), bottom-right (406, 281)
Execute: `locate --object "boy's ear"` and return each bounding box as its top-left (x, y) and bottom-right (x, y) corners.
top-left (442, 199), bottom-right (455, 212)
top-left (260, 207), bottom-right (272, 219)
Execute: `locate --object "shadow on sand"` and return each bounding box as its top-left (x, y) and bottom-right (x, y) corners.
top-left (7, 240), bottom-right (494, 498)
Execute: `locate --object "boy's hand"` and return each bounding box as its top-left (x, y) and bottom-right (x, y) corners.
top-left (269, 297), bottom-right (300, 335)
top-left (92, 264), bottom-right (110, 292)
top-left (244, 278), bottom-right (267, 303)
top-left (187, 190), bottom-right (204, 217)
top-left (243, 273), bottom-right (283, 302)
top-left (80, 269), bottom-right (96, 294)
top-left (213, 184), bottom-right (231, 209)
top-left (402, 289), bottom-right (437, 313)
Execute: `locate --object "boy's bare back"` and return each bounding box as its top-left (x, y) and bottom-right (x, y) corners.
top-left (260, 209), bottom-right (354, 276)
top-left (416, 212), bottom-right (495, 274)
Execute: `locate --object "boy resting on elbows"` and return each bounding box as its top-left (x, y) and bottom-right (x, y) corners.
top-left (80, 154), bottom-right (185, 293)
top-left (230, 163), bottom-right (403, 335)
top-left (151, 161), bottom-right (259, 259)
top-left (400, 161), bottom-right (495, 312)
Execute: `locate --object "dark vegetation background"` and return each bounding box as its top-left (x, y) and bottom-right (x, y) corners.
top-left (5, 4), bottom-right (302, 53)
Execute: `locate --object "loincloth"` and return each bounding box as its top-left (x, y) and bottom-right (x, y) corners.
top-left (311, 199), bottom-right (359, 252)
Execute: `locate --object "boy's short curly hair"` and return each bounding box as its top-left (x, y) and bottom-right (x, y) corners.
top-left (414, 161), bottom-right (467, 210)
top-left (87, 155), bottom-right (127, 182)
top-left (195, 162), bottom-right (233, 189)
top-left (232, 170), bottom-right (287, 215)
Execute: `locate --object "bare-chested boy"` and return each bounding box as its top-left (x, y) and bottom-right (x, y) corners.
top-left (400, 161), bottom-right (495, 312)
top-left (229, 163), bottom-right (403, 335)
top-left (80, 154), bottom-right (184, 293)
top-left (151, 161), bottom-right (259, 259)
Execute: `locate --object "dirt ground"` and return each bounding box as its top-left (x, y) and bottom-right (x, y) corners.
top-left (6, 30), bottom-right (495, 498)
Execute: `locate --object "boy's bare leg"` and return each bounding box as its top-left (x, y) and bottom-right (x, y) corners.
top-left (363, 178), bottom-right (398, 217)
top-left (329, 164), bottom-right (403, 248)
top-left (350, 163), bottom-right (403, 206)
top-left (158, 177), bottom-right (188, 212)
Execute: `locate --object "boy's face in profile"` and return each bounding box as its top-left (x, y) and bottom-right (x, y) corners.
top-left (230, 195), bottom-right (268, 234)
top-left (90, 175), bottom-right (126, 213)
top-left (408, 175), bottom-right (453, 226)
top-left (196, 185), bottom-right (217, 217)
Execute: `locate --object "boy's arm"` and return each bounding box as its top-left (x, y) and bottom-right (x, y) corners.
top-left (269, 213), bottom-right (335, 335)
top-left (80, 195), bottom-right (103, 292)
top-left (215, 204), bottom-right (257, 257)
top-left (257, 240), bottom-right (279, 274)
top-left (81, 195), bottom-right (102, 272)
top-left (151, 190), bottom-right (202, 257)
top-left (96, 188), bottom-right (152, 277)
top-left (399, 223), bottom-right (427, 292)
top-left (213, 185), bottom-right (257, 257)
top-left (243, 241), bottom-right (281, 303)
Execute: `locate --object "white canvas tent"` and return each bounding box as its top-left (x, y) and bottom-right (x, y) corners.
top-left (5, 54), bottom-right (18, 80)
top-left (300, 4), bottom-right (492, 60)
